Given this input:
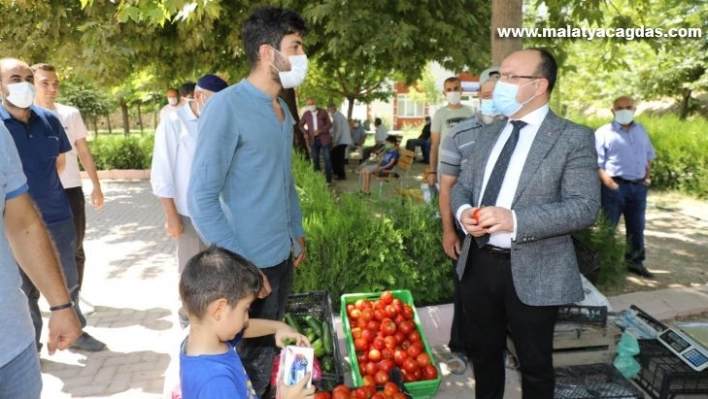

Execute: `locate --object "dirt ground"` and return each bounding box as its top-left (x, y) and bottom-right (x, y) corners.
top-left (328, 152), bottom-right (708, 298)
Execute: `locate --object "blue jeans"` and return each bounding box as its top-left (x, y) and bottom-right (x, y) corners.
top-left (19, 218), bottom-right (87, 348)
top-left (0, 343), bottom-right (42, 399)
top-left (601, 181), bottom-right (648, 265)
top-left (312, 136), bottom-right (333, 183)
top-left (237, 257), bottom-right (294, 396)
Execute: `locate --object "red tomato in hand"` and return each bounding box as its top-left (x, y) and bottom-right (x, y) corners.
top-left (472, 207), bottom-right (481, 224)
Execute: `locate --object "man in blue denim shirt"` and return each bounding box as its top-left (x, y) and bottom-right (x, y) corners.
top-left (187, 7), bottom-right (307, 396)
top-left (0, 58), bottom-right (105, 351)
top-left (595, 96), bottom-right (656, 278)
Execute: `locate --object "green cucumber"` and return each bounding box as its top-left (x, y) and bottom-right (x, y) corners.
top-left (305, 315), bottom-right (323, 338)
top-left (322, 321), bottom-right (333, 355)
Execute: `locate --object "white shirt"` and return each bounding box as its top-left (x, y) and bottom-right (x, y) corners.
top-left (150, 104), bottom-right (199, 216)
top-left (456, 104), bottom-right (549, 248)
top-left (52, 103), bottom-right (89, 189)
top-left (310, 110), bottom-right (319, 131)
top-left (159, 103), bottom-right (180, 121)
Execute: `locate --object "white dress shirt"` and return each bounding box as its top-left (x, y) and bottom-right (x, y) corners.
top-left (150, 104), bottom-right (199, 216)
top-left (457, 104), bottom-right (550, 248)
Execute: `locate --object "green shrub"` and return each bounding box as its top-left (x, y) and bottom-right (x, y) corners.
top-left (291, 155), bottom-right (452, 307)
top-left (88, 135), bottom-right (154, 170)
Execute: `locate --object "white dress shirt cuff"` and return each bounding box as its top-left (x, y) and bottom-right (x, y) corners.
top-left (511, 210), bottom-right (517, 241)
top-left (456, 204), bottom-right (472, 234)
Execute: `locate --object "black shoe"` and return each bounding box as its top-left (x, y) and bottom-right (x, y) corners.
top-left (628, 264), bottom-right (654, 278)
top-left (70, 332), bottom-right (107, 352)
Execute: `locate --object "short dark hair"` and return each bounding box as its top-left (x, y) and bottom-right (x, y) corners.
top-left (242, 7), bottom-right (307, 69)
top-left (530, 47), bottom-right (557, 95)
top-left (179, 246), bottom-right (263, 320)
top-left (443, 76), bottom-right (461, 86)
top-left (385, 135), bottom-right (398, 146)
top-left (179, 82), bottom-right (196, 98)
top-left (374, 117), bottom-right (382, 126)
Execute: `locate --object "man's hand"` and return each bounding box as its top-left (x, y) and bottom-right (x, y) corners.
top-left (91, 188), bottom-right (104, 209)
top-left (165, 214), bottom-right (183, 239)
top-left (426, 172), bottom-right (436, 187)
top-left (46, 307), bottom-right (82, 355)
top-left (460, 208), bottom-right (485, 237)
top-left (258, 270), bottom-right (273, 299)
top-left (442, 229), bottom-right (461, 260)
top-left (475, 207), bottom-right (515, 235)
top-left (293, 237), bottom-right (307, 268)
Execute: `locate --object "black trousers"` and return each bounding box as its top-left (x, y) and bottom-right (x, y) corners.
top-left (449, 230), bottom-right (469, 354)
top-left (460, 244), bottom-right (558, 399)
top-left (332, 144), bottom-right (347, 179)
top-left (65, 187), bottom-right (87, 289)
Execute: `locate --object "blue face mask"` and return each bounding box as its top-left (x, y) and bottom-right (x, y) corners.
top-left (480, 99), bottom-right (498, 116)
top-left (492, 80), bottom-right (537, 117)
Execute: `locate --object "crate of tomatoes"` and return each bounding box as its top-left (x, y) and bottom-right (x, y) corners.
top-left (314, 368), bottom-right (412, 399)
top-left (340, 290), bottom-right (441, 399)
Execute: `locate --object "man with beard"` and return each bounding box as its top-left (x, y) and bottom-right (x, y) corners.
top-left (187, 7), bottom-right (308, 396)
top-left (437, 67), bottom-right (503, 374)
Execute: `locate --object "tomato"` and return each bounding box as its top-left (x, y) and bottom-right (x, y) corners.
top-left (401, 340), bottom-right (411, 350)
top-left (393, 314), bottom-right (405, 325)
top-left (413, 340), bottom-right (425, 352)
top-left (361, 329), bottom-right (376, 343)
top-left (367, 320), bottom-right (380, 332)
top-left (384, 304), bottom-right (398, 318)
top-left (393, 332), bottom-right (406, 345)
top-left (416, 353), bottom-right (431, 367)
top-left (381, 347), bottom-right (393, 360)
top-left (350, 308), bottom-right (362, 320)
top-left (359, 361), bottom-right (367, 375)
top-left (368, 348), bottom-right (382, 362)
top-left (413, 368), bottom-right (423, 381)
top-left (362, 374), bottom-right (376, 386)
top-left (364, 361), bottom-right (378, 377)
top-left (406, 344), bottom-right (422, 358)
top-left (472, 207), bottom-right (481, 224)
top-left (333, 384), bottom-right (351, 396)
top-left (354, 337), bottom-right (368, 351)
top-left (398, 321), bottom-right (414, 336)
top-left (400, 368), bottom-right (413, 382)
top-left (355, 299), bottom-right (366, 310)
top-left (351, 389), bottom-right (367, 399)
top-left (403, 357), bottom-right (419, 373)
top-left (357, 317), bottom-right (368, 329)
top-left (333, 391), bottom-right (349, 399)
top-left (314, 392), bottom-right (331, 399)
top-left (372, 336), bottom-right (386, 351)
top-left (357, 352), bottom-right (369, 364)
top-left (408, 331), bottom-right (421, 343)
top-left (373, 308), bottom-right (386, 322)
top-left (383, 381), bottom-right (399, 397)
top-left (361, 308), bottom-right (374, 322)
top-left (392, 393), bottom-right (407, 399)
top-left (393, 349), bottom-right (407, 366)
top-left (374, 369), bottom-right (389, 385)
top-left (351, 327), bottom-right (362, 339)
top-left (423, 364), bottom-right (439, 380)
top-left (380, 319), bottom-right (397, 336)
top-left (378, 358), bottom-right (395, 374)
top-left (402, 305), bottom-right (414, 320)
top-left (383, 335), bottom-right (397, 350)
top-left (380, 290), bottom-right (394, 305)
top-left (371, 393), bottom-right (386, 399)
top-left (361, 385), bottom-right (377, 398)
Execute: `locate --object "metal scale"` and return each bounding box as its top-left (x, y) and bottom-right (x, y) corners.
top-left (622, 305), bottom-right (708, 371)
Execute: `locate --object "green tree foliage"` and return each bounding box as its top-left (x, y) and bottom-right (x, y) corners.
top-left (60, 82), bottom-right (113, 135)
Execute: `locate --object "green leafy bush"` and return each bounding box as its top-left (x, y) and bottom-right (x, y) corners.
top-left (88, 135), bottom-right (154, 170)
top-left (291, 154), bottom-right (453, 307)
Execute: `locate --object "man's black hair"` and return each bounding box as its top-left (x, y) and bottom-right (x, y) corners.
top-left (529, 47), bottom-right (558, 95)
top-left (179, 245), bottom-right (263, 320)
top-left (242, 7), bottom-right (307, 70)
top-left (179, 82), bottom-right (196, 98)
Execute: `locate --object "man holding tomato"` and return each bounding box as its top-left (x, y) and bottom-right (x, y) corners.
top-left (451, 48), bottom-right (600, 398)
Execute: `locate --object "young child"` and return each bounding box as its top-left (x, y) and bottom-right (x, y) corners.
top-left (179, 246), bottom-right (313, 399)
top-left (360, 135), bottom-right (400, 194)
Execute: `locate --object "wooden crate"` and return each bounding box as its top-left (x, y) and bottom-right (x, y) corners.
top-left (507, 323), bottom-right (622, 367)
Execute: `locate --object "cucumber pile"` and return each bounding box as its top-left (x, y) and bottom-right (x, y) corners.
top-left (284, 313), bottom-right (336, 373)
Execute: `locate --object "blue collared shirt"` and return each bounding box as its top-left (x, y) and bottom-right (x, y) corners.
top-left (187, 79), bottom-right (304, 268)
top-left (595, 120), bottom-right (655, 180)
top-left (1, 105), bottom-right (72, 224)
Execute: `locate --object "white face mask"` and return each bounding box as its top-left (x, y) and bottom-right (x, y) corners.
top-left (168, 97), bottom-right (179, 106)
top-left (307, 105), bottom-right (316, 112)
top-left (446, 91), bottom-right (462, 105)
top-left (4, 82), bottom-right (36, 109)
top-left (614, 109), bottom-right (634, 125)
top-left (271, 48), bottom-right (308, 89)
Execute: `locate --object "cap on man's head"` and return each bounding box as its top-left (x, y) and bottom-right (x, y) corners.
top-left (479, 67), bottom-right (500, 84)
top-left (197, 74), bottom-right (228, 93)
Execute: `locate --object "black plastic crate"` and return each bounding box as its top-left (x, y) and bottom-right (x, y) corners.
top-left (557, 305), bottom-right (608, 326)
top-left (554, 363), bottom-right (644, 398)
top-left (634, 339), bottom-right (708, 399)
top-left (285, 291), bottom-right (344, 389)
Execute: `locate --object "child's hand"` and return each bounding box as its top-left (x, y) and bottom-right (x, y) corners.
top-left (275, 324), bottom-right (311, 348)
top-left (278, 372), bottom-right (315, 399)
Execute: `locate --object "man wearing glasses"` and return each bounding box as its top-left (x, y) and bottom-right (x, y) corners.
top-left (452, 48), bottom-right (599, 398)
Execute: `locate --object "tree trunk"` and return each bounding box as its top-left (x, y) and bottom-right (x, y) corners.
top-left (347, 96), bottom-right (356, 121)
top-left (137, 103), bottom-right (144, 133)
top-left (120, 98), bottom-right (130, 136)
top-left (491, 0), bottom-right (523, 66)
top-left (679, 88), bottom-right (692, 120)
top-left (92, 116), bottom-right (98, 135)
top-left (106, 113), bottom-right (113, 135)
top-left (279, 88), bottom-right (310, 161)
